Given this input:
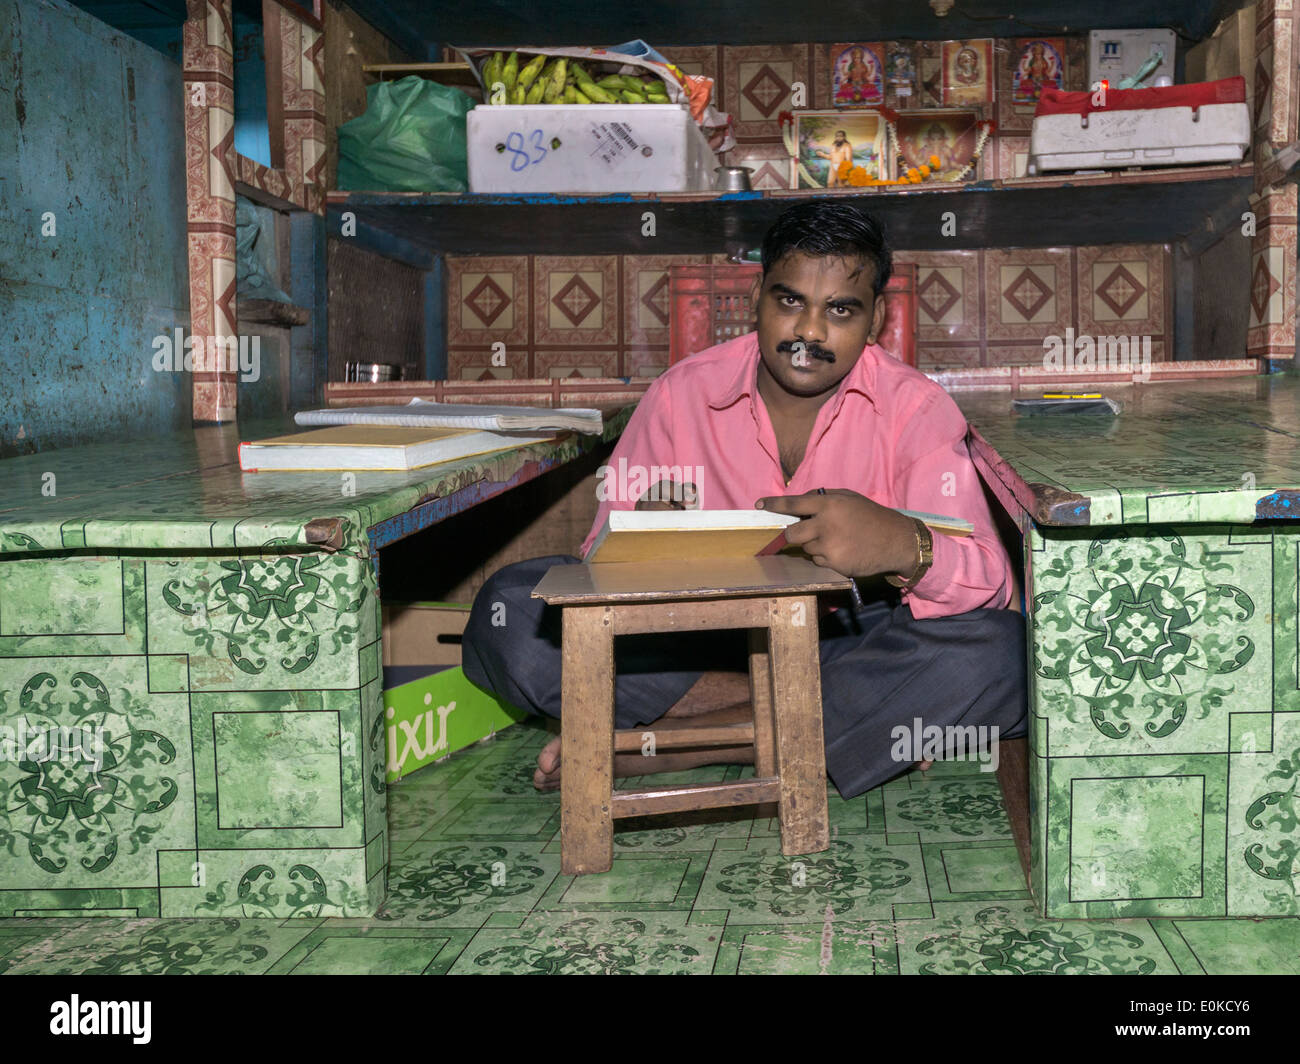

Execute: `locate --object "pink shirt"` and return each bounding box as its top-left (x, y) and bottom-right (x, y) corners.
top-left (580, 332), bottom-right (1015, 619)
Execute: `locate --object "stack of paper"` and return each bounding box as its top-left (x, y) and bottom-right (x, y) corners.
top-left (294, 398), bottom-right (603, 434)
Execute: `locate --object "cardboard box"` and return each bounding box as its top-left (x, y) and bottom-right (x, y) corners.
top-left (1193, 5), bottom-right (1256, 108)
top-left (381, 602), bottom-right (527, 782)
top-left (467, 104), bottom-right (716, 193)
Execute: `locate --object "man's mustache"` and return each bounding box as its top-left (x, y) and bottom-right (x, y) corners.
top-left (777, 340), bottom-right (835, 363)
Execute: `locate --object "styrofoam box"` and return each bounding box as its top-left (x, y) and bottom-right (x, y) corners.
top-left (1088, 28), bottom-right (1177, 89)
top-left (467, 104), bottom-right (716, 194)
top-left (1031, 102), bottom-right (1250, 170)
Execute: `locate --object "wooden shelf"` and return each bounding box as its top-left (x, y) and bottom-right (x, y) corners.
top-left (327, 164), bottom-right (1254, 255)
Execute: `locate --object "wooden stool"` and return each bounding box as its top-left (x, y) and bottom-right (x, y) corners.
top-left (532, 555), bottom-right (852, 875)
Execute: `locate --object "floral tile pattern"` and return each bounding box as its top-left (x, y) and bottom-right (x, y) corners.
top-left (4, 716), bottom-right (1299, 973)
top-left (957, 376), bottom-right (1300, 920)
top-left (0, 546), bottom-right (386, 919)
top-left (0, 414), bottom-right (634, 917)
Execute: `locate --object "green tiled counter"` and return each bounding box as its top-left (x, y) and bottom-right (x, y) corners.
top-left (958, 376), bottom-right (1300, 919)
top-left (0, 410), bottom-right (629, 918)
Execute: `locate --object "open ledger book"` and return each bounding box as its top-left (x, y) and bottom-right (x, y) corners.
top-left (585, 509), bottom-right (801, 564)
top-left (583, 507), bottom-right (974, 565)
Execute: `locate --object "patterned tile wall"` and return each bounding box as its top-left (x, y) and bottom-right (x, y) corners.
top-left (1027, 522), bottom-right (1300, 918)
top-left (442, 37), bottom-right (1173, 379)
top-left (0, 549), bottom-right (388, 919)
top-left (446, 244), bottom-right (1172, 378)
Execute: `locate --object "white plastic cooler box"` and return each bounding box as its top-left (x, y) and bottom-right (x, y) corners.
top-left (1031, 76), bottom-right (1249, 171)
top-left (467, 103), bottom-right (717, 193)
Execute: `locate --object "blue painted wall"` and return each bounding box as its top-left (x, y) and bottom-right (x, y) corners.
top-left (0, 0), bottom-right (191, 457)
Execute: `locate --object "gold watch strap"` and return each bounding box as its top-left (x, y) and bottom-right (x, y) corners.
top-left (885, 516), bottom-right (935, 589)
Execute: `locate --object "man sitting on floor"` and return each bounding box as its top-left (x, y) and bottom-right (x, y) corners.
top-left (461, 200), bottom-right (1026, 796)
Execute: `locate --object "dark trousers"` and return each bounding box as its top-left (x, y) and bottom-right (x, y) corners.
top-left (460, 554), bottom-right (1027, 799)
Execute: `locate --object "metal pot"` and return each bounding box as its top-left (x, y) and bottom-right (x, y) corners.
top-left (345, 362), bottom-right (402, 383)
top-left (715, 165), bottom-right (754, 191)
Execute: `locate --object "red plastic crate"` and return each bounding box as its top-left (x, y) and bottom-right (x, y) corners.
top-left (669, 262), bottom-right (916, 367)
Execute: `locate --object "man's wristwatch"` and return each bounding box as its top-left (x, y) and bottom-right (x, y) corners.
top-left (885, 516), bottom-right (934, 589)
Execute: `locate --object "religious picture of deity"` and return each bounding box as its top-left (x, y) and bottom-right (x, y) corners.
top-left (941, 39), bottom-right (993, 105)
top-left (792, 110), bottom-right (892, 188)
top-left (831, 42), bottom-right (886, 107)
top-left (894, 109), bottom-right (980, 181)
top-left (886, 43), bottom-right (917, 98)
top-left (1012, 38), bottom-right (1065, 104)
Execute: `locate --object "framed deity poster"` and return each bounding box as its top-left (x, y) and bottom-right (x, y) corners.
top-left (792, 110), bottom-right (893, 188)
top-left (831, 43), bottom-right (886, 107)
top-left (941, 39), bottom-right (993, 105)
top-left (894, 109), bottom-right (980, 181)
top-left (1012, 38), bottom-right (1066, 105)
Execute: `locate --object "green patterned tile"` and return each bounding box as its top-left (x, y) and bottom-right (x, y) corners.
top-left (895, 900), bottom-right (1179, 974)
top-left (534, 805), bottom-right (754, 856)
top-left (428, 798), bottom-right (559, 841)
top-left (0, 555), bottom-right (146, 658)
top-left (386, 787), bottom-right (461, 844)
top-left (0, 409), bottom-right (632, 556)
top-left (0, 918), bottom-right (315, 975)
top-left (0, 654), bottom-right (195, 907)
top-left (0, 555), bottom-right (127, 637)
top-left (0, 934), bottom-right (42, 960)
top-left (444, 744), bottom-right (554, 796)
top-left (610, 809), bottom-right (753, 852)
top-left (386, 744), bottom-right (484, 790)
top-left (883, 776), bottom-right (1012, 842)
top-left (1227, 714), bottom-right (1300, 915)
top-left (715, 920), bottom-right (897, 974)
top-left (956, 376), bottom-right (1300, 527)
top-left (1275, 532), bottom-right (1300, 712)
top-left (376, 842), bottom-right (558, 927)
top-left (1030, 526), bottom-right (1271, 759)
top-left (159, 847), bottom-right (383, 918)
top-left (695, 836), bottom-right (928, 925)
top-left (190, 688), bottom-right (368, 850)
top-left (143, 552), bottom-right (375, 691)
top-left (1160, 917), bottom-right (1300, 975)
top-left (266, 925), bottom-right (472, 974)
top-left (922, 842), bottom-right (1031, 902)
top-left (1044, 754), bottom-right (1227, 919)
top-left (546, 856), bottom-right (699, 908)
top-left (214, 710), bottom-right (343, 829)
top-left (450, 912), bottom-right (720, 974)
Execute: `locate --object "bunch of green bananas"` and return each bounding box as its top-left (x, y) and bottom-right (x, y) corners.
top-left (479, 51), bottom-right (675, 105)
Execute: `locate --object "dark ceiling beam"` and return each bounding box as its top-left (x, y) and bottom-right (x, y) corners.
top-left (342, 0), bottom-right (1241, 49)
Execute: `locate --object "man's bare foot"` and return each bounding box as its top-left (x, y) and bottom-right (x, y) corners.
top-left (534, 670), bottom-right (752, 791)
top-left (535, 733), bottom-right (563, 790)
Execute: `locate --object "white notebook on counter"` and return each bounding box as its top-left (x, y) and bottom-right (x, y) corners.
top-left (240, 425), bottom-right (556, 472)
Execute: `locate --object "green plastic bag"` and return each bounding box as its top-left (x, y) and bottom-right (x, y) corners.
top-left (337, 77), bottom-right (475, 192)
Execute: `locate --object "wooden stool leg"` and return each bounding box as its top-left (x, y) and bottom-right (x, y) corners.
top-left (561, 605), bottom-right (615, 874)
top-left (747, 627), bottom-right (778, 821)
top-left (768, 595), bottom-right (830, 856)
